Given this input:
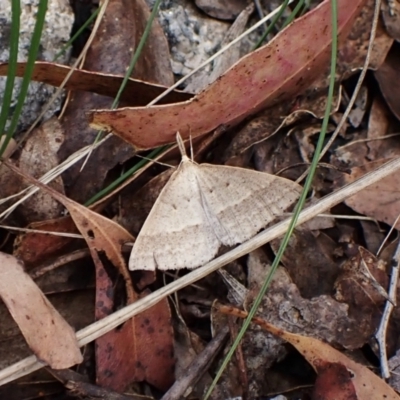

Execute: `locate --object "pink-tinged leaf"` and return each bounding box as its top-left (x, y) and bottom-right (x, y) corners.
top-left (0, 253), bottom-right (82, 369)
top-left (89, 0), bottom-right (367, 150)
top-left (93, 249), bottom-right (174, 392)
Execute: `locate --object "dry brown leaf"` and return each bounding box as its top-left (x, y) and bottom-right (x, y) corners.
top-left (0, 252), bottom-right (82, 369)
top-left (0, 62), bottom-right (191, 105)
top-left (336, 159), bottom-right (400, 229)
top-left (93, 251), bottom-right (174, 392)
top-left (18, 117), bottom-right (65, 222)
top-left (217, 304), bottom-right (400, 400)
top-left (13, 216), bottom-right (78, 267)
top-left (312, 361), bottom-right (358, 400)
top-left (89, 0), bottom-right (367, 150)
top-left (375, 47), bottom-right (400, 121)
top-left (3, 160), bottom-right (134, 286)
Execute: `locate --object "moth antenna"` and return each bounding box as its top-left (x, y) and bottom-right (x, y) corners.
top-left (176, 132), bottom-right (188, 159)
top-left (189, 135), bottom-right (194, 161)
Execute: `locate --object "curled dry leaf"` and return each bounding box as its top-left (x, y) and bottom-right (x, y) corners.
top-left (0, 253), bottom-right (82, 369)
top-left (89, 0), bottom-right (367, 150)
top-left (217, 304), bottom-right (400, 400)
top-left (0, 62), bottom-right (191, 105)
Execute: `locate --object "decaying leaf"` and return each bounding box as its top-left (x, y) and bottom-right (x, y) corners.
top-left (0, 62), bottom-right (191, 105)
top-left (3, 160), bottom-right (133, 291)
top-left (217, 304), bottom-right (400, 400)
top-left (336, 159), bottom-right (400, 229)
top-left (375, 47), bottom-right (400, 121)
top-left (13, 216), bottom-right (78, 267)
top-left (58, 0), bottom-right (175, 203)
top-left (93, 251), bottom-right (174, 392)
top-left (0, 253), bottom-right (82, 369)
top-left (18, 117), bottom-right (65, 222)
top-left (89, 0), bottom-right (367, 150)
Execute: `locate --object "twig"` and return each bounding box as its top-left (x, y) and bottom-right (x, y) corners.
top-left (375, 239), bottom-right (400, 379)
top-left (1, 157), bottom-right (400, 385)
top-left (161, 326), bottom-right (229, 400)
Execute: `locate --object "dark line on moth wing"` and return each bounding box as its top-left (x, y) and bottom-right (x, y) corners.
top-left (196, 170), bottom-right (247, 245)
top-left (194, 172), bottom-right (232, 245)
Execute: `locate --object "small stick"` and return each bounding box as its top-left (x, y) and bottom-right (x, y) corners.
top-left (375, 239), bottom-right (400, 378)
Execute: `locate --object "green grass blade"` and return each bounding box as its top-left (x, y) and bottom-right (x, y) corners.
top-left (254, 0), bottom-right (290, 49)
top-left (84, 146), bottom-right (166, 206)
top-left (0, 0), bottom-right (20, 145)
top-left (0, 0), bottom-right (48, 157)
top-left (282, 0), bottom-right (308, 28)
top-left (204, 1), bottom-right (339, 398)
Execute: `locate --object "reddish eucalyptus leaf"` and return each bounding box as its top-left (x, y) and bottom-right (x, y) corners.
top-left (0, 62), bottom-right (191, 106)
top-left (89, 0), bottom-right (367, 150)
top-left (0, 253), bottom-right (82, 369)
top-left (94, 249), bottom-right (174, 392)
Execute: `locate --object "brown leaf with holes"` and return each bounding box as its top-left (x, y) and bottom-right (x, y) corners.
top-left (0, 252), bottom-right (82, 369)
top-left (89, 0), bottom-right (367, 150)
top-left (217, 304), bottom-right (400, 400)
top-left (4, 160), bottom-right (133, 287)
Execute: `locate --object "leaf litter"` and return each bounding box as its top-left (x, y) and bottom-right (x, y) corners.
top-left (3, 0), bottom-right (400, 398)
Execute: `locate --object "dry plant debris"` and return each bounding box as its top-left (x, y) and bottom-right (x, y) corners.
top-left (2, 0), bottom-right (400, 398)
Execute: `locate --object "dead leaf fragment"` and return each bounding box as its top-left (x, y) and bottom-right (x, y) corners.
top-left (375, 46), bottom-right (400, 121)
top-left (312, 361), bottom-right (358, 400)
top-left (0, 253), bottom-right (82, 369)
top-left (18, 117), bottom-right (65, 222)
top-left (4, 160), bottom-right (134, 283)
top-left (217, 304), bottom-right (400, 400)
top-left (336, 159), bottom-right (400, 229)
top-left (89, 0), bottom-right (367, 150)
